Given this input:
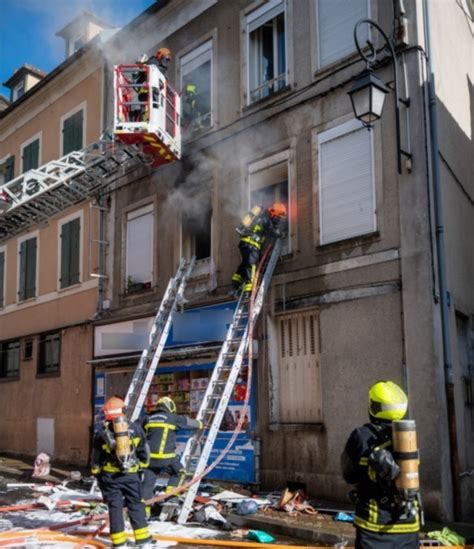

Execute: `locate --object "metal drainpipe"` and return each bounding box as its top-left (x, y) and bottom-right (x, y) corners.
top-left (422, 0), bottom-right (461, 520)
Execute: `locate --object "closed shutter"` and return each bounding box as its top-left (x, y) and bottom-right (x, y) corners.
top-left (278, 310), bottom-right (322, 423)
top-left (4, 156), bottom-right (15, 182)
top-left (0, 251), bottom-right (4, 307)
top-left (69, 218), bottom-right (80, 285)
top-left (19, 240), bottom-right (27, 301)
top-left (60, 221), bottom-right (70, 288)
top-left (127, 208), bottom-right (153, 284)
top-left (25, 238), bottom-right (37, 299)
top-left (22, 139), bottom-right (39, 173)
top-left (317, 0), bottom-right (369, 67)
top-left (63, 110), bottom-right (83, 155)
top-left (319, 122), bottom-right (375, 245)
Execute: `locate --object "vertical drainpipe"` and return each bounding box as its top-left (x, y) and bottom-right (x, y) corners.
top-left (422, 0), bottom-right (461, 520)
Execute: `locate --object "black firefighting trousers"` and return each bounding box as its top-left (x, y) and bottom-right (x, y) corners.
top-left (99, 472), bottom-right (151, 547)
top-left (232, 242), bottom-right (260, 292)
top-left (142, 457), bottom-right (184, 501)
top-left (355, 527), bottom-right (419, 549)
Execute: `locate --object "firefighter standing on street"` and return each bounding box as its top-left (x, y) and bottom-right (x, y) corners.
top-left (91, 397), bottom-right (153, 548)
top-left (141, 396), bottom-right (203, 512)
top-left (231, 202), bottom-right (287, 295)
top-left (341, 381), bottom-right (420, 549)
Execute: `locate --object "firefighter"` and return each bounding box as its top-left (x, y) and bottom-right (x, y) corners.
top-left (134, 48), bottom-right (171, 121)
top-left (341, 381), bottom-right (420, 549)
top-left (182, 83), bottom-right (204, 132)
top-left (91, 397), bottom-right (153, 548)
top-left (141, 396), bottom-right (203, 512)
top-left (231, 202), bottom-right (287, 295)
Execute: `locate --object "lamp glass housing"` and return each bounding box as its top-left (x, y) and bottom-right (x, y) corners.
top-left (349, 69), bottom-right (389, 126)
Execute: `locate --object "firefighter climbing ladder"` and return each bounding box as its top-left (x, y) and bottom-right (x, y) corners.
top-left (125, 257), bottom-right (196, 423)
top-left (0, 135), bottom-right (152, 241)
top-left (177, 239), bottom-right (282, 524)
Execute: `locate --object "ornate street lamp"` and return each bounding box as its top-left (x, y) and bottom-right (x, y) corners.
top-left (349, 19), bottom-right (411, 174)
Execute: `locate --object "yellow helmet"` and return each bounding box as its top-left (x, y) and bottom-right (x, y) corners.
top-left (369, 381), bottom-right (408, 421)
top-left (157, 396), bottom-right (176, 414)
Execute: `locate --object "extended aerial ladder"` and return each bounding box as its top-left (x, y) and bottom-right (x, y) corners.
top-left (177, 239), bottom-right (282, 524)
top-left (125, 257), bottom-right (195, 423)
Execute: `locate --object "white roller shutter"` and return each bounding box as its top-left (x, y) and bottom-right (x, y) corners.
top-left (318, 120), bottom-right (375, 245)
top-left (316, 0), bottom-right (369, 68)
top-left (126, 205), bottom-right (153, 283)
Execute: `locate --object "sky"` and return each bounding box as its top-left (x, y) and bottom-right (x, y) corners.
top-left (0, 0), bottom-right (156, 98)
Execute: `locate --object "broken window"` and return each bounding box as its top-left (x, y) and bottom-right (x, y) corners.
top-left (182, 202), bottom-right (212, 261)
top-left (62, 108), bottom-right (84, 155)
top-left (317, 119), bottom-right (375, 245)
top-left (22, 137), bottom-right (40, 173)
top-left (180, 39), bottom-right (213, 133)
top-left (60, 216), bottom-right (81, 289)
top-left (316, 0), bottom-right (369, 68)
top-left (276, 310), bottom-right (322, 423)
top-left (18, 236), bottom-right (37, 301)
top-left (126, 204), bottom-right (153, 292)
top-left (246, 0), bottom-right (287, 104)
top-left (249, 154), bottom-right (291, 254)
top-left (0, 340), bottom-right (20, 379)
top-left (38, 332), bottom-right (61, 374)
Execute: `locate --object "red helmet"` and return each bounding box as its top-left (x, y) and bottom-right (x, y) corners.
top-left (156, 48), bottom-right (171, 62)
top-left (103, 397), bottom-right (125, 420)
top-left (269, 202), bottom-right (287, 219)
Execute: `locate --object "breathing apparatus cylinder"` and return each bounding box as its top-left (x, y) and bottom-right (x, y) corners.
top-left (113, 414), bottom-right (133, 469)
top-left (236, 205), bottom-right (263, 235)
top-left (392, 419), bottom-right (419, 495)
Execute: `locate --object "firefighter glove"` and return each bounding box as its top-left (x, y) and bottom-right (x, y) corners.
top-left (368, 449), bottom-right (400, 482)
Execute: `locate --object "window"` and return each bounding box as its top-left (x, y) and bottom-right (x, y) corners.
top-left (38, 332), bottom-right (61, 374)
top-left (0, 249), bottom-right (4, 308)
top-left (126, 205), bottom-right (153, 291)
top-left (318, 119), bottom-right (375, 245)
top-left (1, 156), bottom-right (15, 183)
top-left (0, 340), bottom-right (20, 379)
top-left (22, 138), bottom-right (40, 173)
top-left (316, 0), bottom-right (369, 68)
top-left (276, 311), bottom-right (322, 423)
top-left (60, 217), bottom-right (81, 288)
top-left (180, 40), bottom-right (213, 132)
top-left (249, 152), bottom-right (291, 254)
top-left (62, 109), bottom-right (84, 155)
top-left (182, 201), bottom-right (212, 261)
top-left (246, 0), bottom-right (287, 104)
top-left (12, 81), bottom-right (25, 102)
top-left (23, 339), bottom-right (33, 361)
top-left (18, 236), bottom-right (37, 301)
top-left (73, 37), bottom-right (85, 52)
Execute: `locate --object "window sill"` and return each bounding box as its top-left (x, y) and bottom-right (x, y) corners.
top-left (17, 296), bottom-right (37, 305)
top-left (316, 231), bottom-right (380, 253)
top-left (36, 371), bottom-right (60, 379)
top-left (268, 422), bottom-right (325, 432)
top-left (0, 376), bottom-right (20, 383)
top-left (58, 282), bottom-right (82, 293)
top-left (182, 123), bottom-right (215, 144)
top-left (243, 84), bottom-right (292, 114)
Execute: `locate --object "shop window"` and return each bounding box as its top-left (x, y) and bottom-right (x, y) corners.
top-left (249, 154), bottom-right (290, 254)
top-left (126, 205), bottom-right (153, 292)
top-left (246, 0), bottom-right (287, 104)
top-left (180, 39), bottom-right (213, 133)
top-left (62, 108), bottom-right (84, 155)
top-left (22, 137), bottom-right (40, 173)
top-left (0, 249), bottom-right (4, 308)
top-left (317, 119), bottom-right (375, 245)
top-left (18, 236), bottom-right (37, 301)
top-left (60, 216), bottom-right (81, 288)
top-left (277, 310), bottom-right (322, 423)
top-left (38, 332), bottom-right (61, 374)
top-left (182, 202), bottom-right (212, 262)
top-left (316, 0), bottom-right (369, 68)
top-left (0, 340), bottom-right (20, 379)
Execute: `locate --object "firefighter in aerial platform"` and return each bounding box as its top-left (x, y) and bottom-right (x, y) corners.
top-left (341, 381), bottom-right (421, 549)
top-left (134, 48), bottom-right (172, 121)
top-left (91, 397), bottom-right (153, 548)
top-left (141, 396), bottom-right (203, 513)
top-left (231, 202), bottom-right (287, 296)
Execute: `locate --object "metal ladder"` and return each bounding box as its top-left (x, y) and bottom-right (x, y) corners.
top-left (0, 135), bottom-right (152, 242)
top-left (177, 240), bottom-right (282, 524)
top-left (125, 257), bottom-right (195, 423)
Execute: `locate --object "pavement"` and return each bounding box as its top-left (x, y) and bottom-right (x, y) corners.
top-left (1, 454), bottom-right (473, 548)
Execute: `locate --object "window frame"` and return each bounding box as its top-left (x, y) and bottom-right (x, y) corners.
top-left (178, 32), bottom-right (216, 133)
top-left (60, 102), bottom-right (86, 157)
top-left (244, 0), bottom-right (289, 106)
top-left (0, 339), bottom-right (21, 380)
top-left (58, 211), bottom-right (83, 291)
top-left (316, 118), bottom-right (376, 246)
top-left (0, 245), bottom-right (5, 309)
top-left (37, 331), bottom-right (61, 376)
top-left (20, 131), bottom-right (42, 174)
top-left (12, 81), bottom-right (25, 102)
top-left (17, 230), bottom-right (39, 303)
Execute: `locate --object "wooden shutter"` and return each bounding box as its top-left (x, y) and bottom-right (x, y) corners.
top-left (63, 110), bottom-right (83, 155)
top-left (69, 218), bottom-right (80, 285)
top-left (4, 156), bottom-right (14, 182)
top-left (317, 0), bottom-right (369, 67)
top-left (19, 241), bottom-right (27, 301)
top-left (25, 238), bottom-right (37, 299)
top-left (22, 139), bottom-right (39, 172)
top-left (319, 122), bottom-right (375, 245)
top-left (278, 310), bottom-right (322, 423)
top-left (73, 110), bottom-right (84, 150)
top-left (60, 221), bottom-right (70, 288)
top-left (0, 251), bottom-right (4, 307)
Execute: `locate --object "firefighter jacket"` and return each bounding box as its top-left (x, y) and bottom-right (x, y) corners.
top-left (91, 420), bottom-right (150, 475)
top-left (341, 421), bottom-right (420, 535)
top-left (142, 408), bottom-right (202, 467)
top-left (239, 210), bottom-right (284, 251)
